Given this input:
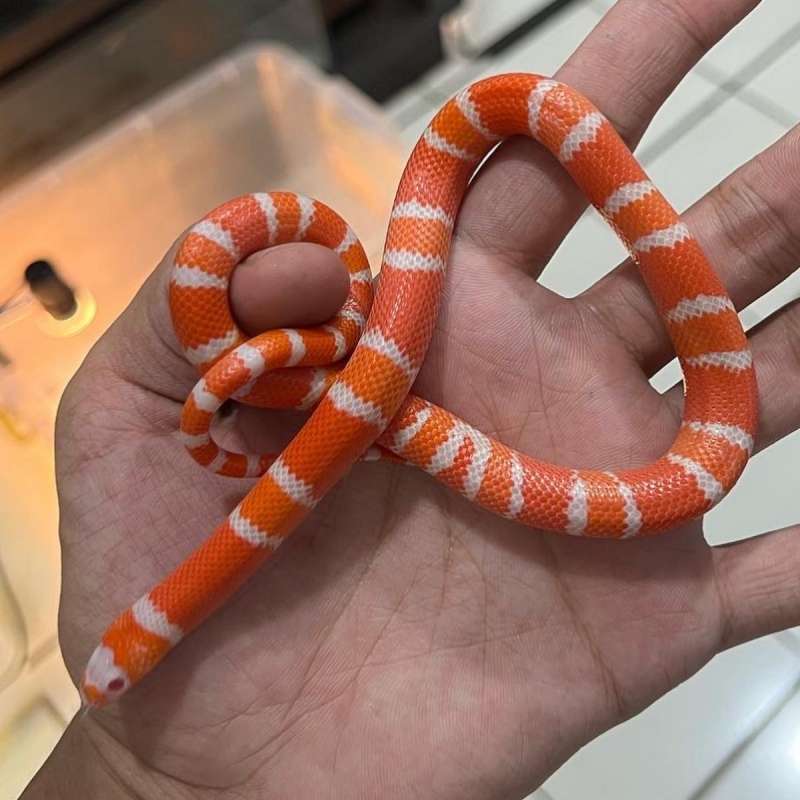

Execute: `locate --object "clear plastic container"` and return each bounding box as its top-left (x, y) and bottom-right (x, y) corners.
top-left (0, 44), bottom-right (406, 438)
top-left (0, 42), bottom-right (405, 753)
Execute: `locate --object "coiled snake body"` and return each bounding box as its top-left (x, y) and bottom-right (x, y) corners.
top-left (82, 74), bottom-right (757, 706)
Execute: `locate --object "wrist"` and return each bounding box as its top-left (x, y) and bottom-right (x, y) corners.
top-left (22, 713), bottom-right (184, 800)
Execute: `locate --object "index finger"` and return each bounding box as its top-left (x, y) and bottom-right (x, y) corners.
top-left (453, 0), bottom-right (760, 277)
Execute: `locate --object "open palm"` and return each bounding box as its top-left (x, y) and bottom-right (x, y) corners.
top-left (46, 2), bottom-right (800, 799)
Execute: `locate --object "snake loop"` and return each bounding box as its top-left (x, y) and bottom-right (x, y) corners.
top-left (82, 74), bottom-right (757, 706)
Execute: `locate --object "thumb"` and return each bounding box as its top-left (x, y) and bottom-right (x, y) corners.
top-left (231, 242), bottom-right (351, 335)
top-left (88, 234), bottom-right (350, 403)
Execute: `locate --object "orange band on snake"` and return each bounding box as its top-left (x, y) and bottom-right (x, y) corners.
top-left (81, 74), bottom-right (757, 707)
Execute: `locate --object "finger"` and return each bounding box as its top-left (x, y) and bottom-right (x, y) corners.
top-left (452, 0), bottom-right (760, 277)
top-left (231, 243), bottom-right (349, 334)
top-left (713, 524), bottom-right (800, 649)
top-left (744, 299), bottom-right (800, 450)
top-left (87, 237), bottom-right (350, 403)
top-left (582, 123), bottom-right (800, 373)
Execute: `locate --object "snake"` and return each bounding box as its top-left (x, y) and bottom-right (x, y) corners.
top-left (81, 74), bottom-right (758, 706)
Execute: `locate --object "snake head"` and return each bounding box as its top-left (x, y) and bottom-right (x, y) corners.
top-left (81, 644), bottom-right (130, 708)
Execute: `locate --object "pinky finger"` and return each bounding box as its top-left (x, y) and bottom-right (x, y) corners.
top-left (714, 524), bottom-right (800, 650)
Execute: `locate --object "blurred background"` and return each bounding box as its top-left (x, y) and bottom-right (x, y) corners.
top-left (0, 1), bottom-right (798, 797)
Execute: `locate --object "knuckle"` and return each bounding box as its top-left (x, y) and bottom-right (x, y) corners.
top-left (708, 157), bottom-right (800, 287)
top-left (645, 0), bottom-right (716, 55)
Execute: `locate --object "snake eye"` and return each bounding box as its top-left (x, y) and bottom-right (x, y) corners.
top-left (107, 678), bottom-right (125, 692)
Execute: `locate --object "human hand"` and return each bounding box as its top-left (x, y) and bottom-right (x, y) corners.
top-left (28, 1), bottom-right (800, 798)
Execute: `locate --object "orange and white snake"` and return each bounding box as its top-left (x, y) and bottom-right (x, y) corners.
top-left (81, 74), bottom-right (758, 706)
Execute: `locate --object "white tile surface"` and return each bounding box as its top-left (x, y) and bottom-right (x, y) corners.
top-left (741, 268), bottom-right (800, 330)
top-left (636, 71), bottom-right (719, 163)
top-left (701, 684), bottom-right (800, 800)
top-left (541, 210), bottom-right (625, 296)
top-left (706, 430), bottom-right (800, 545)
top-left (542, 636), bottom-right (800, 800)
top-left (481, 2), bottom-right (599, 78)
top-left (747, 39), bottom-right (800, 118)
top-left (525, 789), bottom-right (555, 800)
top-left (703, 0), bottom-right (800, 78)
top-left (646, 93), bottom-right (786, 212)
top-left (777, 629), bottom-right (800, 659)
